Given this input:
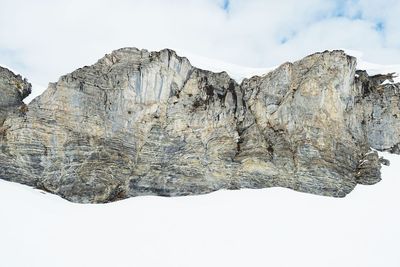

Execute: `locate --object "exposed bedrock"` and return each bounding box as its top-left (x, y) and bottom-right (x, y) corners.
top-left (0, 66), bottom-right (31, 126)
top-left (0, 48), bottom-right (398, 203)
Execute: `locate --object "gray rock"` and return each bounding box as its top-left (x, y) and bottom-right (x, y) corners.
top-left (0, 66), bottom-right (31, 127)
top-left (0, 48), bottom-right (398, 203)
top-left (355, 70), bottom-right (400, 152)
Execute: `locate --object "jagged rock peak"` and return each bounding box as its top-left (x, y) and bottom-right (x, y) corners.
top-left (0, 66), bottom-right (31, 101)
top-left (0, 66), bottom-right (31, 126)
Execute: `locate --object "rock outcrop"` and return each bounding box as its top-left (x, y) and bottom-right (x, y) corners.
top-left (0, 48), bottom-right (398, 203)
top-left (0, 66), bottom-right (31, 127)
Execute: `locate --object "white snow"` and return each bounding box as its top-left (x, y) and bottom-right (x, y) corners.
top-left (181, 51), bottom-right (275, 82)
top-left (0, 151), bottom-right (399, 267)
top-left (382, 79), bottom-right (395, 85)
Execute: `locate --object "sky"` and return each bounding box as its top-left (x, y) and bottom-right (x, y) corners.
top-left (0, 0), bottom-right (400, 97)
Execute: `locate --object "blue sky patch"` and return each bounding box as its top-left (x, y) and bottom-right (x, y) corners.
top-left (222, 0), bottom-right (230, 12)
top-left (375, 21), bottom-right (385, 32)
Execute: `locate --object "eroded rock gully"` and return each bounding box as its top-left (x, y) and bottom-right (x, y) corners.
top-left (0, 48), bottom-right (398, 203)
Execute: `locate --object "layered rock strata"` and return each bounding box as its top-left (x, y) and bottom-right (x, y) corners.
top-left (0, 48), bottom-right (398, 203)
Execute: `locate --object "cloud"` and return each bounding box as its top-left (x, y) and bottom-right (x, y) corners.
top-left (0, 0), bottom-right (399, 99)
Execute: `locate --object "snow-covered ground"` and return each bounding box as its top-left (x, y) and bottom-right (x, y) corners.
top-left (0, 152), bottom-right (399, 267)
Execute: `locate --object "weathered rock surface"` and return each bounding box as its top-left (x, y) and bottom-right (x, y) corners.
top-left (0, 48), bottom-right (399, 203)
top-left (0, 66), bottom-right (31, 127)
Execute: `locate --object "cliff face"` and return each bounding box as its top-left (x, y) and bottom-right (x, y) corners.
top-left (0, 66), bottom-right (31, 126)
top-left (0, 48), bottom-right (398, 203)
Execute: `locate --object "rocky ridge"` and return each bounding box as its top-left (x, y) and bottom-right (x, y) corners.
top-left (0, 48), bottom-right (398, 203)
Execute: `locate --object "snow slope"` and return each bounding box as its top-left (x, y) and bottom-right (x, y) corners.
top-left (0, 152), bottom-right (399, 267)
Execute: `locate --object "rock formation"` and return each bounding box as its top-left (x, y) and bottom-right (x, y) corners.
top-left (0, 48), bottom-right (398, 203)
top-left (0, 66), bottom-right (31, 126)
